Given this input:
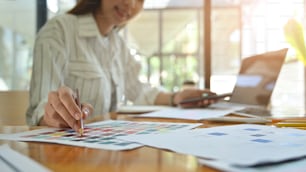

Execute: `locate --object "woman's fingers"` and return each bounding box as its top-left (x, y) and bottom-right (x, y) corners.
top-left (43, 86), bottom-right (94, 130)
top-left (81, 103), bottom-right (93, 119)
top-left (58, 87), bottom-right (82, 120)
top-left (44, 103), bottom-right (69, 128)
top-left (45, 87), bottom-right (81, 131)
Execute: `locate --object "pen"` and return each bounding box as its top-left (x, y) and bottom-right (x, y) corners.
top-left (274, 122), bottom-right (306, 128)
top-left (271, 118), bottom-right (306, 123)
top-left (75, 88), bottom-right (84, 136)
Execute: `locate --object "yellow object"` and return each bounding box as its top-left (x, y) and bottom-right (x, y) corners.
top-left (275, 122), bottom-right (306, 127)
top-left (78, 128), bottom-right (84, 136)
top-left (284, 18), bottom-right (306, 64)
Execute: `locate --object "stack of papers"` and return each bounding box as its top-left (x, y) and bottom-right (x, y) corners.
top-left (199, 157), bottom-right (306, 172)
top-left (118, 124), bottom-right (306, 171)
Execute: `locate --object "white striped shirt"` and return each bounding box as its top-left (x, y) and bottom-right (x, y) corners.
top-left (26, 13), bottom-right (160, 126)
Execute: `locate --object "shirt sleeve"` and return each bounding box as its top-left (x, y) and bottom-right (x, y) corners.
top-left (121, 44), bottom-right (161, 105)
top-left (26, 18), bottom-right (68, 126)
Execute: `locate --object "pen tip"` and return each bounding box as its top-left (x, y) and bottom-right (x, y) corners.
top-left (78, 128), bottom-right (84, 136)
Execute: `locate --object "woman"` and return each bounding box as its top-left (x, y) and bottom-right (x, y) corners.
top-left (26, 0), bottom-right (214, 131)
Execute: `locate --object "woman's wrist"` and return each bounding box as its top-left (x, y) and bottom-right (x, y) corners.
top-left (169, 92), bottom-right (178, 107)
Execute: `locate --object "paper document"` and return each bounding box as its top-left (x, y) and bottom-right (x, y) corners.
top-left (119, 124), bottom-right (306, 167)
top-left (199, 157), bottom-right (306, 172)
top-left (0, 144), bottom-right (50, 172)
top-left (138, 105), bottom-right (242, 120)
top-left (117, 105), bottom-right (171, 114)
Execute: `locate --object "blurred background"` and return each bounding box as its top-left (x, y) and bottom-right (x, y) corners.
top-left (0, 0), bottom-right (305, 114)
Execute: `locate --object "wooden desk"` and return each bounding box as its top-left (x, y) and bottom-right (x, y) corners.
top-left (0, 113), bottom-right (242, 172)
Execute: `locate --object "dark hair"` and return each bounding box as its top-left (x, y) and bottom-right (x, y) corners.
top-left (68, 0), bottom-right (101, 15)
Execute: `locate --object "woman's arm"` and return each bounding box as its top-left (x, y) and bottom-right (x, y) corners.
top-left (27, 17), bottom-right (93, 130)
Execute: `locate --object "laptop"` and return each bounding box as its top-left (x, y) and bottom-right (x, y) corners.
top-left (213, 48), bottom-right (288, 118)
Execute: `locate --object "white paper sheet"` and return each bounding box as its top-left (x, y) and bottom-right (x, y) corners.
top-left (199, 157), bottom-right (306, 172)
top-left (0, 120), bottom-right (201, 151)
top-left (119, 124), bottom-right (306, 167)
top-left (117, 105), bottom-right (171, 114)
top-left (137, 104), bottom-right (242, 120)
top-left (0, 144), bottom-right (50, 172)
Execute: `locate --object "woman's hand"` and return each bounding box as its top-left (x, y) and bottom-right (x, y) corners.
top-left (174, 89), bottom-right (217, 108)
top-left (39, 86), bottom-right (93, 131)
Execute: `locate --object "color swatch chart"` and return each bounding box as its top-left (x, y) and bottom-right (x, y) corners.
top-left (0, 120), bottom-right (201, 150)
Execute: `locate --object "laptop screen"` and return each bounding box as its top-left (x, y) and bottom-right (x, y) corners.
top-left (229, 48), bottom-right (288, 106)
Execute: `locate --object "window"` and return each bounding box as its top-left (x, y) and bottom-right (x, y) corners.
top-left (125, 2), bottom-right (241, 92)
top-left (0, 0), bottom-right (76, 91)
top-left (125, 8), bottom-right (203, 92)
top-left (0, 0), bottom-right (36, 90)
